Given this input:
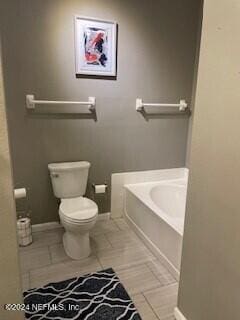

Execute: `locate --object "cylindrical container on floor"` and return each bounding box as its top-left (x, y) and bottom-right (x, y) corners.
top-left (17, 217), bottom-right (33, 247)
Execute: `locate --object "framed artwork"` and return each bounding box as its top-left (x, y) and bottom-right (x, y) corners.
top-left (75, 16), bottom-right (117, 77)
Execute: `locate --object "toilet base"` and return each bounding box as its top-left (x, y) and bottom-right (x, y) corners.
top-left (63, 231), bottom-right (91, 260)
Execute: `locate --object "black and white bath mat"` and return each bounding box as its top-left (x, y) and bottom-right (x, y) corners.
top-left (24, 268), bottom-right (142, 320)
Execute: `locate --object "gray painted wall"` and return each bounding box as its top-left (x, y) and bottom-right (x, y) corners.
top-left (1, 0), bottom-right (201, 224)
top-left (185, 2), bottom-right (203, 167)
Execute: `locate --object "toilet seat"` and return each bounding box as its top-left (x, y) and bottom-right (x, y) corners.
top-left (59, 197), bottom-right (98, 224)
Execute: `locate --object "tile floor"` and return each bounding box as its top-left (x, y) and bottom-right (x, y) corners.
top-left (19, 218), bottom-right (178, 320)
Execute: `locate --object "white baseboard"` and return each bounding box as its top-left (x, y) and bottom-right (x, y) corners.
top-left (32, 212), bottom-right (111, 233)
top-left (97, 212), bottom-right (111, 221)
top-left (32, 222), bottom-right (62, 233)
top-left (174, 308), bottom-right (187, 320)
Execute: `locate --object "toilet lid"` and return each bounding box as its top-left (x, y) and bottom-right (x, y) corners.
top-left (59, 197), bottom-right (98, 222)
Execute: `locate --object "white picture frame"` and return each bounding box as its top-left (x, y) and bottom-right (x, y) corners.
top-left (75, 16), bottom-right (117, 77)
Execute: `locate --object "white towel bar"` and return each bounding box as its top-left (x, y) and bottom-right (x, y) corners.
top-left (26, 95), bottom-right (96, 112)
top-left (136, 98), bottom-right (188, 112)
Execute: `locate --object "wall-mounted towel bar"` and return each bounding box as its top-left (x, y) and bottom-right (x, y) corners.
top-left (136, 98), bottom-right (188, 112)
top-left (26, 95), bottom-right (96, 112)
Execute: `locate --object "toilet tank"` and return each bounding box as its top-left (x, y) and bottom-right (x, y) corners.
top-left (48, 161), bottom-right (90, 199)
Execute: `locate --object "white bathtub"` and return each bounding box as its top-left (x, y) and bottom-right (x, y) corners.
top-left (124, 168), bottom-right (188, 279)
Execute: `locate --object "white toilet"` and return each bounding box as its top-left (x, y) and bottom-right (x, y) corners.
top-left (48, 161), bottom-right (98, 260)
